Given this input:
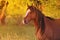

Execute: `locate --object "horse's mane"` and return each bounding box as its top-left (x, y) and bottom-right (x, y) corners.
top-left (34, 7), bottom-right (45, 35)
top-left (46, 16), bottom-right (55, 20)
top-left (38, 11), bottom-right (45, 35)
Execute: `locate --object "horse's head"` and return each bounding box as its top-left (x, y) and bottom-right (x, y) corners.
top-left (23, 4), bottom-right (45, 35)
top-left (23, 5), bottom-right (37, 24)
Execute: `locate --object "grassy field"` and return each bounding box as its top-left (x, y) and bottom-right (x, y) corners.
top-left (0, 24), bottom-right (36, 40)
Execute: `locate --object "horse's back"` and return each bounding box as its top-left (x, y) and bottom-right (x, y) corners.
top-left (55, 19), bottom-right (60, 25)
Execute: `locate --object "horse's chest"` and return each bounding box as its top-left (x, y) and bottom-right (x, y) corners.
top-left (36, 29), bottom-right (42, 40)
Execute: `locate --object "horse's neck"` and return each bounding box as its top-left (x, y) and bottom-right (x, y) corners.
top-left (34, 20), bottom-right (40, 29)
top-left (34, 19), bottom-right (41, 34)
top-left (44, 16), bottom-right (54, 25)
top-left (34, 16), bottom-right (51, 34)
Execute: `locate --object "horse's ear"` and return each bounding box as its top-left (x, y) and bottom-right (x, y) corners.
top-left (27, 4), bottom-right (30, 7)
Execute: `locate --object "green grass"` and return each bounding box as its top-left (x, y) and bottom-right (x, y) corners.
top-left (0, 24), bottom-right (36, 40)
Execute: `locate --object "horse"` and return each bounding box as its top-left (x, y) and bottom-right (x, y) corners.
top-left (0, 0), bottom-right (8, 24)
top-left (23, 5), bottom-right (60, 40)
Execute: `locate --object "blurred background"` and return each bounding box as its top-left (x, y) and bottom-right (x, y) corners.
top-left (0, 0), bottom-right (60, 40)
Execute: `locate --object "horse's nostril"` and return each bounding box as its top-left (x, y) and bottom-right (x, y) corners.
top-left (24, 20), bottom-right (27, 24)
top-left (23, 20), bottom-right (27, 24)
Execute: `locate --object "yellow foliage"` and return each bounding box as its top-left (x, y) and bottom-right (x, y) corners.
top-left (2, 0), bottom-right (60, 18)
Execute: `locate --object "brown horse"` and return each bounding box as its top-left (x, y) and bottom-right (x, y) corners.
top-left (23, 5), bottom-right (60, 40)
top-left (0, 0), bottom-right (8, 24)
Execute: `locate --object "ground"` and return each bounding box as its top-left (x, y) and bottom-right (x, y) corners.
top-left (0, 24), bottom-right (36, 40)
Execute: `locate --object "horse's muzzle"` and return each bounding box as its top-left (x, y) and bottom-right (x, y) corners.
top-left (23, 20), bottom-right (28, 24)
